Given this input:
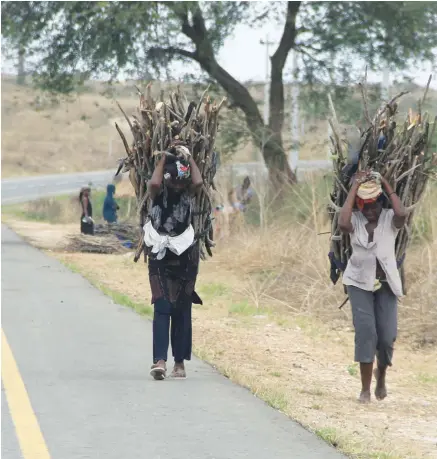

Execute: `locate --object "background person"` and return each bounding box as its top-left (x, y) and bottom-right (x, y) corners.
top-left (103, 183), bottom-right (120, 224)
top-left (79, 186), bottom-right (94, 235)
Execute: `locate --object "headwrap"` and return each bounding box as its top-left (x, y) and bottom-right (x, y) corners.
top-left (356, 179), bottom-right (382, 210)
top-left (355, 171), bottom-right (383, 210)
top-left (163, 155), bottom-right (191, 181)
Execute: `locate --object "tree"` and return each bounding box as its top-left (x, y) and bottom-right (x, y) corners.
top-left (2, 1), bottom-right (437, 185)
top-left (1, 1), bottom-right (60, 85)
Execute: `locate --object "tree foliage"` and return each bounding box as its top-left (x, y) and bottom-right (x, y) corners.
top-left (2, 1), bottom-right (437, 182)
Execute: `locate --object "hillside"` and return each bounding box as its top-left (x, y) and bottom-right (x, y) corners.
top-left (1, 75), bottom-right (436, 178)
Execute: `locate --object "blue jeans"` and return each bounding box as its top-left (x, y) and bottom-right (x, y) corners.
top-left (153, 298), bottom-right (192, 364)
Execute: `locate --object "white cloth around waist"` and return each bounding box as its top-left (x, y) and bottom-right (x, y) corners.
top-left (143, 221), bottom-right (194, 260)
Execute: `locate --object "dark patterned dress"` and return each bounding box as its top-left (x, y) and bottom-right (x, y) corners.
top-left (147, 187), bottom-right (202, 308)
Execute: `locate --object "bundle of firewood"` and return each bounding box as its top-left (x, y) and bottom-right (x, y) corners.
top-left (114, 85), bottom-right (226, 262)
top-left (328, 75), bottom-right (437, 288)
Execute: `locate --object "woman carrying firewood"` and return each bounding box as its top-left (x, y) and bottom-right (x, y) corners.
top-left (144, 145), bottom-right (203, 380)
top-left (339, 170), bottom-right (407, 404)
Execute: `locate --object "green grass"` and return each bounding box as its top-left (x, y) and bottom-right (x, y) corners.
top-left (228, 300), bottom-right (264, 316)
top-left (257, 388), bottom-right (289, 412)
top-left (347, 363), bottom-right (359, 377)
top-left (417, 372), bottom-right (437, 385)
top-left (315, 427), bottom-right (341, 448)
top-left (198, 282), bottom-right (229, 299)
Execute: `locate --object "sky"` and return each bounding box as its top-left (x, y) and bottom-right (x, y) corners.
top-left (2, 19), bottom-right (436, 90)
top-left (216, 23), bottom-right (437, 89)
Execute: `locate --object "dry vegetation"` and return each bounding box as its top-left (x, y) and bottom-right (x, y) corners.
top-left (3, 171), bottom-right (436, 458)
top-left (6, 74), bottom-right (435, 179)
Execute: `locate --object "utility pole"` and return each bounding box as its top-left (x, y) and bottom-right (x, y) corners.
top-left (382, 68), bottom-right (390, 101)
top-left (259, 35), bottom-right (275, 161)
top-left (260, 34), bottom-right (274, 126)
top-left (290, 50), bottom-right (300, 171)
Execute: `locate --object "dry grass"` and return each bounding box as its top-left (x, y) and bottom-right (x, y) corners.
top-left (3, 173), bottom-right (437, 458)
top-left (1, 77), bottom-right (137, 177)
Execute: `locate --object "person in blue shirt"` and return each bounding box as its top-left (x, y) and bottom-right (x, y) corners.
top-left (103, 184), bottom-right (119, 224)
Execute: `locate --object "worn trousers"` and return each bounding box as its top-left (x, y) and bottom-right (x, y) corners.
top-left (347, 283), bottom-right (398, 367)
top-left (152, 298), bottom-right (192, 364)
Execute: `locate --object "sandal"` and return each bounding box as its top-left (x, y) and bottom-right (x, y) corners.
top-left (170, 364), bottom-right (187, 379)
top-left (150, 362), bottom-right (166, 381)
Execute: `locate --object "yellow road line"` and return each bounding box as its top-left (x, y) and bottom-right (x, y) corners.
top-left (1, 329), bottom-right (51, 459)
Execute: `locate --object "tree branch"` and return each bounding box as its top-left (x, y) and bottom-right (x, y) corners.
top-left (169, 5), bottom-right (264, 135)
top-left (271, 1), bottom-right (301, 71)
top-left (148, 46), bottom-right (197, 61)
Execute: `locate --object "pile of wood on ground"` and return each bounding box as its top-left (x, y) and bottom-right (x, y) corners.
top-left (65, 234), bottom-right (127, 254)
top-left (94, 222), bottom-right (140, 242)
top-left (66, 222), bottom-right (140, 254)
top-left (114, 85), bottom-right (225, 262)
top-left (328, 74), bottom-right (437, 289)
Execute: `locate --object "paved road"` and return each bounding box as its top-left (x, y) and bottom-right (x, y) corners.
top-left (1, 159), bottom-right (331, 205)
top-left (1, 170), bottom-right (116, 205)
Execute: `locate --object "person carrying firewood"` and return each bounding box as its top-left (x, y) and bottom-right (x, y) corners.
top-left (339, 170), bottom-right (407, 404)
top-left (144, 145), bottom-right (203, 380)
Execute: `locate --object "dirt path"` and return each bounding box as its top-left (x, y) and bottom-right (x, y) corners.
top-left (5, 219), bottom-right (437, 458)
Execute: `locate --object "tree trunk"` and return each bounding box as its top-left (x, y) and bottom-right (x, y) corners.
top-left (263, 135), bottom-right (297, 185)
top-left (266, 1), bottom-right (301, 185)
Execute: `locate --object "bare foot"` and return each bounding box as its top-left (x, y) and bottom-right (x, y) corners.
top-left (170, 362), bottom-right (187, 379)
top-left (150, 360), bottom-right (166, 381)
top-left (358, 390), bottom-right (371, 404)
top-left (374, 368), bottom-right (387, 400)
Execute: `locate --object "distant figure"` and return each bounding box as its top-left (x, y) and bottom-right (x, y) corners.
top-left (79, 186), bottom-right (94, 235)
top-left (103, 184), bottom-right (119, 224)
top-left (233, 176), bottom-right (254, 212)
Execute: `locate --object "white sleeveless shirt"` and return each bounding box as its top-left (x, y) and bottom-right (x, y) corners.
top-left (343, 209), bottom-right (403, 297)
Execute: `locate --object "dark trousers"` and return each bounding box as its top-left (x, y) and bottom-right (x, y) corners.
top-left (153, 298), bottom-right (192, 364)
